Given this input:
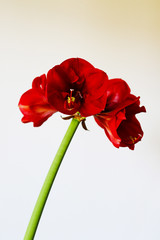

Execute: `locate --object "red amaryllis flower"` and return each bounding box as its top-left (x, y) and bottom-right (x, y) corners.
top-left (18, 58), bottom-right (109, 126)
top-left (47, 58), bottom-right (108, 117)
top-left (18, 74), bottom-right (56, 127)
top-left (94, 78), bottom-right (146, 150)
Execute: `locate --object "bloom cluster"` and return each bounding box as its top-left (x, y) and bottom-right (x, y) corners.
top-left (18, 58), bottom-right (146, 150)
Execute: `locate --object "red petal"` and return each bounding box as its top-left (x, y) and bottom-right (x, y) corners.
top-left (79, 69), bottom-right (108, 116)
top-left (18, 88), bottom-right (57, 127)
top-left (47, 65), bottom-right (72, 92)
top-left (94, 110), bottom-right (126, 148)
top-left (32, 74), bottom-right (47, 94)
top-left (105, 80), bottom-right (145, 117)
top-left (125, 97), bottom-right (146, 115)
top-left (117, 115), bottom-right (144, 149)
top-left (47, 60), bottom-right (82, 114)
top-left (80, 92), bottom-right (108, 117)
top-left (106, 79), bottom-right (131, 111)
top-left (60, 58), bottom-right (95, 83)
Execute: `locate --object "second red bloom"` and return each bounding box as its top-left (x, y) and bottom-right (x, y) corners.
top-left (94, 79), bottom-right (146, 150)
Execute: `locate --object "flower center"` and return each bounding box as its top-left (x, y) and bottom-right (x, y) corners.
top-left (64, 89), bottom-right (82, 111)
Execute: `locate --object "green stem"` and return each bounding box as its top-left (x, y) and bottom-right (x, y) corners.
top-left (24, 118), bottom-right (80, 240)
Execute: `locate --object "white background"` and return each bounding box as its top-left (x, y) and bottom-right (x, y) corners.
top-left (1, 0), bottom-right (160, 239)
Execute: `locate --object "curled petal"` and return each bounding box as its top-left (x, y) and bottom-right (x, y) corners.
top-left (125, 97), bottom-right (146, 115)
top-left (105, 79), bottom-right (131, 111)
top-left (32, 74), bottom-right (47, 93)
top-left (19, 87), bottom-right (57, 127)
top-left (117, 115), bottom-right (144, 150)
top-left (94, 110), bottom-right (126, 148)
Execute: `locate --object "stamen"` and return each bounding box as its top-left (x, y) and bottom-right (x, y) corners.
top-left (129, 135), bottom-right (141, 144)
top-left (64, 89), bottom-right (82, 111)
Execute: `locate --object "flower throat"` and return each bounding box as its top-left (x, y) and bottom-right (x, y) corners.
top-left (64, 89), bottom-right (82, 111)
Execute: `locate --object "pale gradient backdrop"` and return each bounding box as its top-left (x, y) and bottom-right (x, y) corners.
top-left (1, 0), bottom-right (160, 239)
